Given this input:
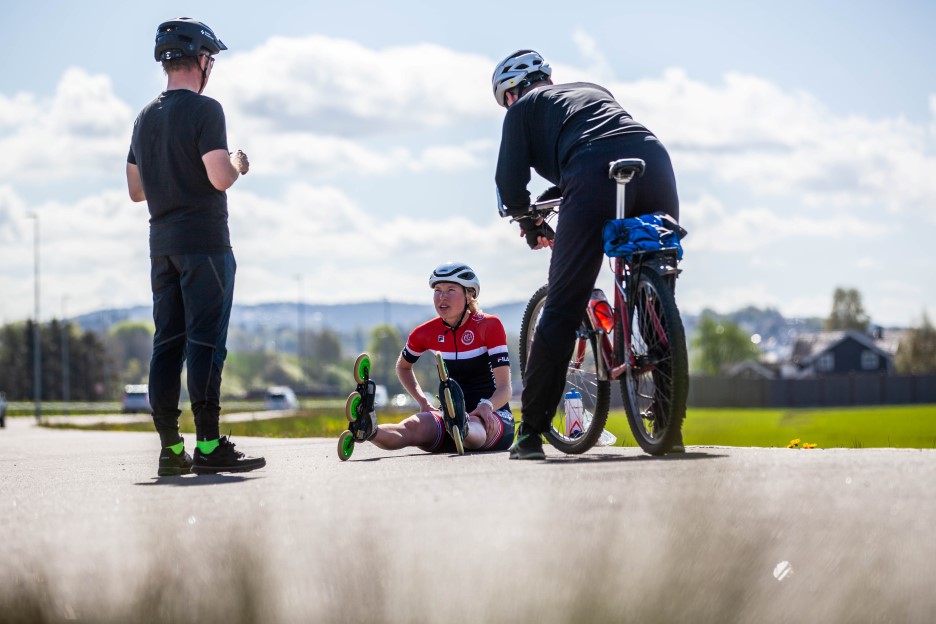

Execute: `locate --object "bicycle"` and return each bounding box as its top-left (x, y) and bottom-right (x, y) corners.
top-left (516, 158), bottom-right (689, 456)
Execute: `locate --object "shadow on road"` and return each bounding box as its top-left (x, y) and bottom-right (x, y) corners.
top-left (347, 452), bottom-right (431, 462)
top-left (134, 474), bottom-right (263, 487)
top-left (543, 451), bottom-right (726, 464)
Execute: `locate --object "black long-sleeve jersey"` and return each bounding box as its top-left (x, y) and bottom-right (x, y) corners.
top-left (494, 82), bottom-right (653, 212)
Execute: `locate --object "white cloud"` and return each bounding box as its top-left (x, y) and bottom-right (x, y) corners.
top-left (0, 181), bottom-right (551, 323)
top-left (0, 68), bottom-right (133, 182)
top-left (0, 92), bottom-right (40, 129)
top-left (571, 30), bottom-right (613, 83)
top-left (6, 36), bottom-right (933, 228)
top-left (0, 185), bottom-right (30, 246)
top-left (0, 39), bottom-right (499, 185)
top-left (246, 133), bottom-right (493, 177)
top-left (606, 69), bottom-right (936, 219)
top-left (0, 186), bottom-right (151, 322)
top-left (680, 193), bottom-right (881, 254)
top-left (226, 182), bottom-right (549, 306)
top-left (212, 35), bottom-right (496, 137)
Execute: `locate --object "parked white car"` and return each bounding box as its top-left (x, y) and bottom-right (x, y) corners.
top-left (265, 386), bottom-right (299, 410)
top-left (374, 384), bottom-right (388, 408)
top-left (121, 384), bottom-right (151, 413)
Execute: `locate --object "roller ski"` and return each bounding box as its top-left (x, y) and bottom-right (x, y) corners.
top-left (338, 353), bottom-right (379, 461)
top-left (435, 351), bottom-right (468, 455)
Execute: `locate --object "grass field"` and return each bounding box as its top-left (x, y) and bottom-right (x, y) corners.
top-left (612, 405), bottom-right (936, 449)
top-left (37, 404), bottom-right (936, 449)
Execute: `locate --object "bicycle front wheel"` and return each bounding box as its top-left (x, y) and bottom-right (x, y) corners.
top-left (618, 267), bottom-right (688, 455)
top-left (520, 284), bottom-right (610, 454)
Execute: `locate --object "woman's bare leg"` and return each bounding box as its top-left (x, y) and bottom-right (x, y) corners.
top-left (371, 412), bottom-right (439, 450)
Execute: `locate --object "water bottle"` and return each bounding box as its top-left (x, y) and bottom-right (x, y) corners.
top-left (564, 389), bottom-right (584, 438)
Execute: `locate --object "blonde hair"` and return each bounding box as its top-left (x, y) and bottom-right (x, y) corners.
top-left (467, 289), bottom-right (482, 314)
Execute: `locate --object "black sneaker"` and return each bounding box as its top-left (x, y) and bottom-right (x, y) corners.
top-left (667, 429), bottom-right (686, 454)
top-left (509, 423), bottom-right (545, 460)
top-left (192, 436), bottom-right (266, 474)
top-left (158, 446), bottom-right (193, 477)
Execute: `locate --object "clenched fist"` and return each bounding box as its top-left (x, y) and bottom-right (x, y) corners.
top-left (230, 149), bottom-right (249, 175)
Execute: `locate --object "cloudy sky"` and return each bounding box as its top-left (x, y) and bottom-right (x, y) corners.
top-left (1, 0), bottom-right (934, 328)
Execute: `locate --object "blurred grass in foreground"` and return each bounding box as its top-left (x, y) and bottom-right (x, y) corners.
top-left (2, 482), bottom-right (932, 624)
top-left (40, 404), bottom-right (936, 449)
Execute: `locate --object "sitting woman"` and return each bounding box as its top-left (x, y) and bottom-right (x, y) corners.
top-left (361, 262), bottom-right (514, 453)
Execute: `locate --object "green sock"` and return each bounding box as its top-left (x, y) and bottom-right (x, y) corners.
top-left (197, 438), bottom-right (220, 454)
top-left (167, 440), bottom-right (185, 455)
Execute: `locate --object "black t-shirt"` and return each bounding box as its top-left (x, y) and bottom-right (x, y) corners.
top-left (128, 89), bottom-right (231, 256)
top-left (495, 82), bottom-right (653, 211)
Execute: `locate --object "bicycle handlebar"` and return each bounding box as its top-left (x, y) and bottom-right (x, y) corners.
top-left (504, 197), bottom-right (562, 224)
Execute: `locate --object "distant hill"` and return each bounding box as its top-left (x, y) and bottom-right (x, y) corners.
top-left (72, 300), bottom-right (530, 337)
top-left (71, 300), bottom-right (845, 362)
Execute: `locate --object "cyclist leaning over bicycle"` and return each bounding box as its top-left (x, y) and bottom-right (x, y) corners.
top-left (492, 49), bottom-right (681, 460)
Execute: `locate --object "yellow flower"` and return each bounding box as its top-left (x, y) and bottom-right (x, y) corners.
top-left (803, 443), bottom-right (817, 449)
top-left (787, 438), bottom-right (801, 448)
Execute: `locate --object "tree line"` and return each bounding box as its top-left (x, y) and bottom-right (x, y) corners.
top-left (0, 320), bottom-right (111, 401)
top-left (0, 319), bottom-right (428, 402)
top-left (3, 288), bottom-right (932, 401)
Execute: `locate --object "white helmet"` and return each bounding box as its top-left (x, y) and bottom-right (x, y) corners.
top-left (429, 262), bottom-right (480, 297)
top-left (492, 49), bottom-right (552, 108)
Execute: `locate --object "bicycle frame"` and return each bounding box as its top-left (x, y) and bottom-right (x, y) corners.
top-left (585, 257), bottom-right (633, 382)
top-left (543, 159), bottom-right (677, 385)
top-left (585, 254), bottom-right (674, 381)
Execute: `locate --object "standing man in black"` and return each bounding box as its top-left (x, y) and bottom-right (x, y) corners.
top-left (127, 18), bottom-right (265, 476)
top-left (492, 50), bottom-right (681, 459)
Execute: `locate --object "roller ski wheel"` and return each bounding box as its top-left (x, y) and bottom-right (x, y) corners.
top-left (353, 353), bottom-right (371, 385)
top-left (338, 430), bottom-right (355, 461)
top-left (435, 352), bottom-right (467, 456)
top-left (345, 391), bottom-right (363, 422)
top-left (337, 353), bottom-right (379, 461)
top-left (450, 421), bottom-right (465, 455)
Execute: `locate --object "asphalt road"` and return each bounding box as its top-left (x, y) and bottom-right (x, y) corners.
top-left (1, 417), bottom-right (934, 623)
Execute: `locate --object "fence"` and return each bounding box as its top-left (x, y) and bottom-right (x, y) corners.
top-left (687, 374), bottom-right (936, 408)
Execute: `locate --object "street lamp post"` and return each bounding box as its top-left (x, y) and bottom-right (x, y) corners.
top-left (295, 274), bottom-right (304, 388)
top-left (29, 213), bottom-right (41, 424)
top-left (62, 295), bottom-right (70, 416)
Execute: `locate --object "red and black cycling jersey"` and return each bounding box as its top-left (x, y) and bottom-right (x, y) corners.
top-left (401, 313), bottom-right (511, 413)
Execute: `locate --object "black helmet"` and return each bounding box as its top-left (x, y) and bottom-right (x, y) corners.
top-left (154, 18), bottom-right (227, 62)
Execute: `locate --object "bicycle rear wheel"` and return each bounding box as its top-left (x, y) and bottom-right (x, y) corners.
top-left (618, 267), bottom-right (688, 455)
top-left (520, 284), bottom-right (610, 454)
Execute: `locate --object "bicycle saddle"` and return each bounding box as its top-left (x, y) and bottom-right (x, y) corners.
top-left (608, 158), bottom-right (646, 182)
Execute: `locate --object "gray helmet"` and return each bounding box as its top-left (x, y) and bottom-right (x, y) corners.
top-left (491, 49), bottom-right (552, 108)
top-left (430, 262), bottom-right (480, 298)
top-left (154, 18), bottom-right (227, 62)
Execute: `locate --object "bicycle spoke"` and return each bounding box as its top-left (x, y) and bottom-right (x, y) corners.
top-left (520, 284), bottom-right (611, 454)
top-left (620, 265), bottom-right (688, 453)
